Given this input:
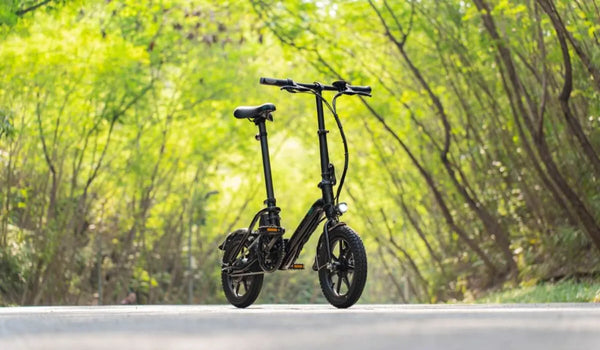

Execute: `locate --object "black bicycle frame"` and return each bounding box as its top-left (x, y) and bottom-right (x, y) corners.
top-left (226, 78), bottom-right (372, 270)
top-left (231, 87), bottom-right (336, 269)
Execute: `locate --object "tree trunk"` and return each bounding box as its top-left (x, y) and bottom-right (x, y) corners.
top-left (473, 0), bottom-right (600, 252)
top-left (361, 101), bottom-right (500, 275)
top-left (537, 0), bottom-right (600, 176)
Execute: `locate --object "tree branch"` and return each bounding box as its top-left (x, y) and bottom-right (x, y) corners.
top-left (16, 0), bottom-right (53, 16)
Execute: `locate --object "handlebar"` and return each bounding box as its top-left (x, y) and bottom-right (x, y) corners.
top-left (259, 77), bottom-right (295, 87)
top-left (260, 77), bottom-right (371, 95)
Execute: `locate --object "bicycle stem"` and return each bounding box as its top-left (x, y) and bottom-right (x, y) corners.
top-left (314, 89), bottom-right (337, 219)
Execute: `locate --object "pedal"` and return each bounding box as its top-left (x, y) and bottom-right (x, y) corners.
top-left (258, 226), bottom-right (285, 235)
top-left (289, 263), bottom-right (304, 270)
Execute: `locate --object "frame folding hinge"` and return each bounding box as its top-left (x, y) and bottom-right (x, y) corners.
top-left (327, 163), bottom-right (336, 185)
top-left (318, 163), bottom-right (337, 188)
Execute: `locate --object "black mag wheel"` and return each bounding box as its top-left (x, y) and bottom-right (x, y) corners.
top-left (221, 229), bottom-right (263, 308)
top-left (318, 225), bottom-right (367, 308)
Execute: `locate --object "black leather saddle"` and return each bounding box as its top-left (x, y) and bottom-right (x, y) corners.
top-left (233, 103), bottom-right (276, 120)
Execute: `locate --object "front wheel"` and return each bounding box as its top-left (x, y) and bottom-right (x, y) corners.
top-left (317, 225), bottom-right (367, 308)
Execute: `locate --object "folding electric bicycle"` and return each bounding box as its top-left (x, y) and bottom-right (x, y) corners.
top-left (219, 77), bottom-right (371, 308)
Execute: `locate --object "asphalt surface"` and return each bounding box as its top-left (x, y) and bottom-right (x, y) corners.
top-left (1, 304), bottom-right (599, 349)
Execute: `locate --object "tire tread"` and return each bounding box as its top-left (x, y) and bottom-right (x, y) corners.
top-left (318, 225), bottom-right (367, 308)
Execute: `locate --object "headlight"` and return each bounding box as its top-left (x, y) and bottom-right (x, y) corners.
top-left (337, 202), bottom-right (348, 214)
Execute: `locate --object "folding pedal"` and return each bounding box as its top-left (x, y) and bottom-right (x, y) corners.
top-left (258, 226), bottom-right (285, 235)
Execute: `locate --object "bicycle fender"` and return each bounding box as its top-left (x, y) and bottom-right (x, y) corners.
top-left (218, 229), bottom-right (245, 250)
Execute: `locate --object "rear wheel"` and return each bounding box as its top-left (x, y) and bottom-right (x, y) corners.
top-left (317, 225), bottom-right (367, 308)
top-left (221, 230), bottom-right (263, 308)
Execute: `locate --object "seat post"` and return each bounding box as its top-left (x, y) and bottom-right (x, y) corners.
top-left (256, 119), bottom-right (276, 209)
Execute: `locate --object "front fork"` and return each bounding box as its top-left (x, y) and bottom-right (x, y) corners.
top-left (313, 220), bottom-right (346, 271)
top-left (321, 220), bottom-right (335, 269)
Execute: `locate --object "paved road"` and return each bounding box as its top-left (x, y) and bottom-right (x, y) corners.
top-left (1, 304), bottom-right (599, 349)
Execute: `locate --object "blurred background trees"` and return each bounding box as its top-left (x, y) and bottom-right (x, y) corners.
top-left (0, 0), bottom-right (598, 305)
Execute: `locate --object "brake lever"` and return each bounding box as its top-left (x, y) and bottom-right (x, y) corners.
top-left (280, 85), bottom-right (312, 93)
top-left (343, 89), bottom-right (371, 97)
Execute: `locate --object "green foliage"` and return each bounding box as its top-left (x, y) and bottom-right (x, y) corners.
top-left (0, 0), bottom-right (599, 305)
top-left (0, 108), bottom-right (15, 138)
top-left (0, 1), bottom-right (18, 27)
top-left (0, 241), bottom-right (31, 306)
top-left (472, 279), bottom-right (600, 303)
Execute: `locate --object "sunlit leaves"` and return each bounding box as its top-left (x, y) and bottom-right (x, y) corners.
top-left (0, 108), bottom-right (15, 139)
top-left (1, 0), bottom-right (599, 305)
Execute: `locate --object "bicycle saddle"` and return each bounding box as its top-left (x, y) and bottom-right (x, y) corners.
top-left (233, 103), bottom-right (276, 120)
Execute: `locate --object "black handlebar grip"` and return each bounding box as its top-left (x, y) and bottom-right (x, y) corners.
top-left (348, 85), bottom-right (372, 94)
top-left (260, 77), bottom-right (293, 87)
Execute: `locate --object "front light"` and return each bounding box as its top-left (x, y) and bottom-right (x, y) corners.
top-left (337, 202), bottom-right (348, 214)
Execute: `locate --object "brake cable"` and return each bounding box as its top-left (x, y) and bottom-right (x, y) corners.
top-left (331, 92), bottom-right (348, 206)
top-left (280, 85), bottom-right (349, 206)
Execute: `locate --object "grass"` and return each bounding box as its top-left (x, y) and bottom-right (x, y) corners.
top-left (473, 279), bottom-right (600, 303)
